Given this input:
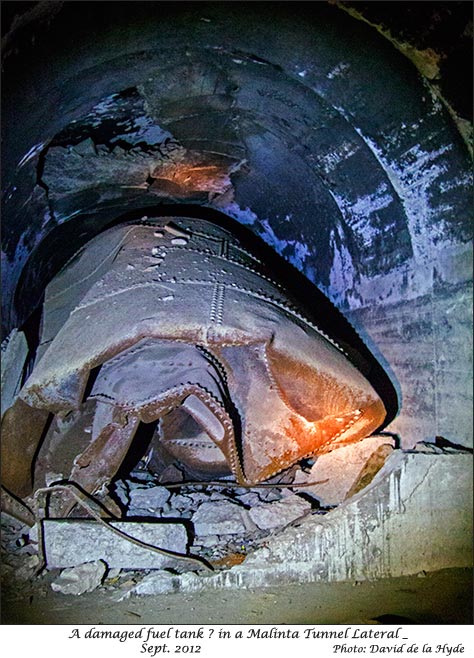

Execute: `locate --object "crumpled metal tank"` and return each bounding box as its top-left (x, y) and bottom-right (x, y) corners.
top-left (1, 217), bottom-right (387, 515)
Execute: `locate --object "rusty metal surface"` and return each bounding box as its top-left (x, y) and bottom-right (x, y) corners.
top-left (1, 398), bottom-right (50, 498)
top-left (3, 217), bottom-right (387, 511)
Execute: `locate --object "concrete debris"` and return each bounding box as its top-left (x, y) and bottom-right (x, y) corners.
top-left (255, 489), bottom-right (282, 503)
top-left (2, 449), bottom-right (471, 600)
top-left (1, 329), bottom-right (28, 417)
top-left (168, 494), bottom-right (200, 511)
top-left (130, 571), bottom-right (179, 596)
top-left (51, 560), bottom-right (107, 595)
top-left (193, 534), bottom-right (219, 549)
top-left (208, 491), bottom-right (230, 502)
top-left (102, 451), bottom-right (472, 596)
top-left (236, 492), bottom-right (261, 507)
top-left (248, 494), bottom-right (312, 530)
top-left (184, 492), bottom-right (211, 507)
top-left (112, 479), bottom-right (130, 508)
top-left (128, 486), bottom-right (171, 515)
top-left (160, 502), bottom-right (186, 519)
top-left (293, 435), bottom-right (394, 506)
top-left (192, 501), bottom-right (249, 536)
top-left (43, 519), bottom-right (188, 569)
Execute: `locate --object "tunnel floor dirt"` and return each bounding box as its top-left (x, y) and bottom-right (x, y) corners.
top-left (2, 568), bottom-right (472, 625)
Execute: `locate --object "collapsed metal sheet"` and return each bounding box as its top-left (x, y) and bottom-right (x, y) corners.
top-left (3, 217), bottom-right (387, 512)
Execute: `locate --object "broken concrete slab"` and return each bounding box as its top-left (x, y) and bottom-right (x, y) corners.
top-left (248, 494), bottom-right (312, 530)
top-left (192, 501), bottom-right (249, 536)
top-left (51, 559), bottom-right (107, 595)
top-left (128, 486), bottom-right (171, 515)
top-left (294, 435), bottom-right (394, 506)
top-left (43, 520), bottom-right (187, 569)
top-left (1, 329), bottom-right (28, 417)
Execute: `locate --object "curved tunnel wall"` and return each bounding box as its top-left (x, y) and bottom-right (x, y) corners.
top-left (2, 2), bottom-right (472, 448)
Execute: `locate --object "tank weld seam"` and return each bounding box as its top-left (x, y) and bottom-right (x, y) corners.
top-left (195, 345), bottom-right (230, 387)
top-left (28, 337), bottom-right (260, 400)
top-left (91, 381), bottom-right (225, 412)
top-left (223, 285), bottom-right (347, 355)
top-left (117, 275), bottom-right (339, 351)
top-left (260, 342), bottom-right (305, 414)
top-left (233, 245), bottom-right (264, 264)
top-left (158, 245), bottom-right (286, 291)
top-left (199, 390), bottom-right (241, 480)
top-left (71, 281), bottom-right (180, 313)
top-left (209, 282), bottom-right (219, 323)
top-left (165, 440), bottom-right (221, 449)
top-left (214, 284), bottom-right (226, 324)
top-left (195, 352), bottom-right (244, 482)
top-left (180, 227), bottom-right (232, 243)
top-left (322, 409), bottom-right (364, 449)
top-left (244, 410), bottom-right (364, 483)
top-left (220, 238), bottom-right (229, 258)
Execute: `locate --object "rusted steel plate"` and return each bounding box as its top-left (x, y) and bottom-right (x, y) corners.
top-left (1, 398), bottom-right (50, 498)
top-left (4, 217), bottom-right (388, 510)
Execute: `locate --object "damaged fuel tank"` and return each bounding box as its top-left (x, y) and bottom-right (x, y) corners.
top-left (1, 216), bottom-right (396, 516)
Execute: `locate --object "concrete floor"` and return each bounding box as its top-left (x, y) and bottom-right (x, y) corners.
top-left (2, 568), bottom-right (472, 625)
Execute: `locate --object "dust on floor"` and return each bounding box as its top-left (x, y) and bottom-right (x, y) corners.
top-left (2, 567), bottom-right (472, 625)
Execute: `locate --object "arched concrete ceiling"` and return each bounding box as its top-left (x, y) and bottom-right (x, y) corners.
top-left (1, 2), bottom-right (472, 447)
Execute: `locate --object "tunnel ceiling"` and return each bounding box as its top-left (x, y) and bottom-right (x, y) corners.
top-left (1, 2), bottom-right (473, 447)
top-left (2, 1), bottom-right (472, 331)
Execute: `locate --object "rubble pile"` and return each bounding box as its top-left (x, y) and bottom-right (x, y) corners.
top-left (112, 463), bottom-right (319, 564)
top-left (1, 434), bottom-right (402, 597)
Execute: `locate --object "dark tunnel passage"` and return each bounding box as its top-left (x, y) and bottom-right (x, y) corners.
top-left (0, 0), bottom-right (473, 624)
